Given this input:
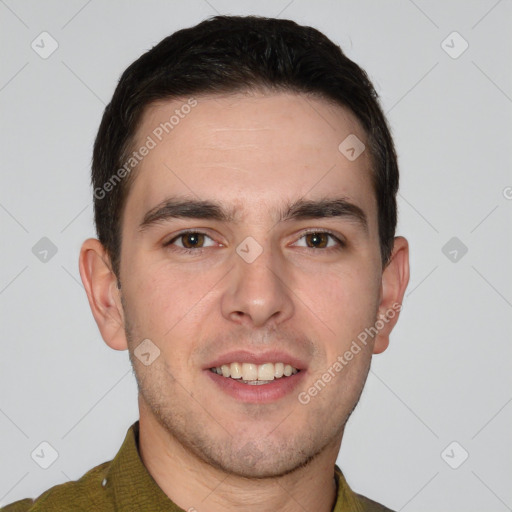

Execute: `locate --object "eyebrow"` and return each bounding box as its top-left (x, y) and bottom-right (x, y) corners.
top-left (139, 196), bottom-right (368, 231)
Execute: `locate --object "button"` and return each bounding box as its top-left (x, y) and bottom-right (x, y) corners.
top-left (101, 478), bottom-right (107, 487)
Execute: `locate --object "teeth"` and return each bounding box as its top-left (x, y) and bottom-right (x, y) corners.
top-left (257, 363), bottom-right (275, 381)
top-left (211, 362), bottom-right (299, 381)
top-left (230, 362), bottom-right (242, 379)
top-left (242, 363), bottom-right (258, 381)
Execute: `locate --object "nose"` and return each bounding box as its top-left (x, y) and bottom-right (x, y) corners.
top-left (220, 239), bottom-right (295, 328)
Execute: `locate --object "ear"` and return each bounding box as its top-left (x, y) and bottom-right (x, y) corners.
top-left (373, 236), bottom-right (410, 354)
top-left (79, 238), bottom-right (128, 351)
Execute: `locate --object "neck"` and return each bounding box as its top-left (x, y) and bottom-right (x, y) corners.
top-left (138, 403), bottom-right (340, 512)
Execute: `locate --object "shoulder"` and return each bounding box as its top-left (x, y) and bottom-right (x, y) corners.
top-left (353, 491), bottom-right (396, 512)
top-left (333, 465), bottom-right (395, 512)
top-left (1, 461), bottom-right (112, 512)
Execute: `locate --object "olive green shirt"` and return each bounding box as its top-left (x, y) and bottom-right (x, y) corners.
top-left (1, 422), bottom-right (394, 511)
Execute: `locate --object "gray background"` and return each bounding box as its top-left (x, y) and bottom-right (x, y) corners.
top-left (1, 0), bottom-right (511, 510)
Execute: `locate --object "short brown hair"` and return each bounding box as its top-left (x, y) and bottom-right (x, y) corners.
top-left (92, 15), bottom-right (399, 277)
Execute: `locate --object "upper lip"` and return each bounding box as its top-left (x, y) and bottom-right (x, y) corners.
top-left (205, 349), bottom-right (308, 371)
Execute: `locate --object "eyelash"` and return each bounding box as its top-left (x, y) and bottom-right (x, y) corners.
top-left (164, 229), bottom-right (345, 254)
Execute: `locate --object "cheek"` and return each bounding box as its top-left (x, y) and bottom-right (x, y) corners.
top-left (122, 256), bottom-right (220, 355)
top-left (297, 263), bottom-right (381, 343)
top-left (121, 266), bottom-right (203, 389)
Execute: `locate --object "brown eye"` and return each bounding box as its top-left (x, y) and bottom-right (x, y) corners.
top-left (165, 231), bottom-right (216, 251)
top-left (292, 231), bottom-right (344, 251)
top-left (180, 232), bottom-right (205, 248)
top-left (304, 232), bottom-right (329, 248)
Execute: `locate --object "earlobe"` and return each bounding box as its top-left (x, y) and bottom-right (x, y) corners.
top-left (373, 236), bottom-right (410, 354)
top-left (78, 238), bottom-right (128, 351)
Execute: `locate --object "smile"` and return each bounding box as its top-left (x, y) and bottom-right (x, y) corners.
top-left (210, 362), bottom-right (299, 384)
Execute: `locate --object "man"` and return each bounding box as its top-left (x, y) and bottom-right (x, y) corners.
top-left (3, 15), bottom-right (409, 512)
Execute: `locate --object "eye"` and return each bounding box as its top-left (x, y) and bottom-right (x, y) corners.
top-left (165, 231), bottom-right (217, 250)
top-left (293, 231), bottom-right (344, 250)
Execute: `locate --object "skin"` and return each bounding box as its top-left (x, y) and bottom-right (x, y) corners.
top-left (79, 91), bottom-right (409, 512)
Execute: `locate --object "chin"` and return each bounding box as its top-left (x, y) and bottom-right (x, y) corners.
top-left (219, 456), bottom-right (310, 480)
top-left (204, 438), bottom-right (322, 480)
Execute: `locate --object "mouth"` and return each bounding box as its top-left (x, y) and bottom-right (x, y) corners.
top-left (209, 362), bottom-right (299, 385)
top-left (204, 352), bottom-right (307, 403)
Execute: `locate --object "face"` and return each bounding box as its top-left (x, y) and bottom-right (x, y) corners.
top-left (116, 92), bottom-right (387, 477)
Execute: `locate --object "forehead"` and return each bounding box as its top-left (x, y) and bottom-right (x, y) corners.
top-left (124, 91), bottom-right (376, 225)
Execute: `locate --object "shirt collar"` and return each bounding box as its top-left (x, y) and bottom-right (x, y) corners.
top-left (104, 421), bottom-right (179, 511)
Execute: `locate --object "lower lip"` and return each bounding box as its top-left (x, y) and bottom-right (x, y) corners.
top-left (205, 369), bottom-right (306, 403)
